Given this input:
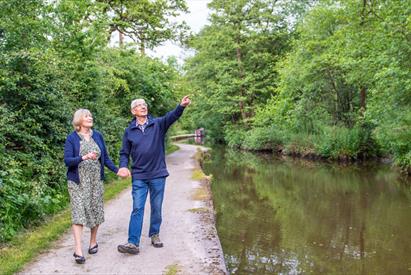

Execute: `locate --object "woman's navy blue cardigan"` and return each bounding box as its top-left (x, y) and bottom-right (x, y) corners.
top-left (64, 130), bottom-right (119, 184)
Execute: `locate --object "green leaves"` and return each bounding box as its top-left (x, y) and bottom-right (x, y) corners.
top-left (185, 0), bottom-right (292, 141)
top-left (100, 0), bottom-right (189, 53)
top-left (0, 0), bottom-right (187, 242)
top-left (0, 0), bottom-right (52, 51)
top-left (185, 0), bottom-right (410, 171)
top-left (248, 0), bottom-right (410, 166)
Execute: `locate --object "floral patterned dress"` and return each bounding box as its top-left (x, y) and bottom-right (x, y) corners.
top-left (67, 131), bottom-right (104, 228)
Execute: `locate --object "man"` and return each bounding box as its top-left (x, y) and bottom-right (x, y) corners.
top-left (117, 95), bottom-right (191, 254)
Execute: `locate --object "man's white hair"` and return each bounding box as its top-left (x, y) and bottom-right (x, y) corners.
top-left (130, 98), bottom-right (146, 110)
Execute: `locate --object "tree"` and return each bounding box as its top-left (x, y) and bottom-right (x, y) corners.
top-left (252, 0), bottom-right (410, 165)
top-left (99, 0), bottom-right (189, 54)
top-left (185, 0), bottom-right (293, 142)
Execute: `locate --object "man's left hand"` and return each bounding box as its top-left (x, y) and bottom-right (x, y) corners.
top-left (180, 95), bottom-right (191, 107)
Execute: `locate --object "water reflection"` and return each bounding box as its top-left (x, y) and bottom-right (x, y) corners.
top-left (204, 147), bottom-right (411, 274)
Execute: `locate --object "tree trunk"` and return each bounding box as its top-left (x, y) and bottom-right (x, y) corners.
top-left (236, 44), bottom-right (247, 121)
top-left (139, 41), bottom-right (145, 55)
top-left (139, 30), bottom-right (146, 55)
top-left (360, 87), bottom-right (366, 112)
top-left (326, 69), bottom-right (340, 123)
top-left (107, 23), bottom-right (118, 43)
top-left (119, 31), bottom-right (124, 47)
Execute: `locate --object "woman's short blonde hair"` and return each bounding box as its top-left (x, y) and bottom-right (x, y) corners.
top-left (72, 109), bottom-right (92, 131)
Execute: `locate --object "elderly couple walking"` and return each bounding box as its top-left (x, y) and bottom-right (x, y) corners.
top-left (63, 96), bottom-right (191, 264)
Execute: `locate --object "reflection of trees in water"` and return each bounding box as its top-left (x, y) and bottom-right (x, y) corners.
top-left (206, 148), bottom-right (411, 274)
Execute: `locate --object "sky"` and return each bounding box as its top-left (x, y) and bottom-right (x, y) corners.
top-left (146, 0), bottom-right (212, 63)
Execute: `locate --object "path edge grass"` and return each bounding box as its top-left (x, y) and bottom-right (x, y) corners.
top-left (0, 144), bottom-right (180, 275)
top-left (0, 178), bottom-right (130, 275)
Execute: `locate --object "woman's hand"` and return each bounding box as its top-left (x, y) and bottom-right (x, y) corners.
top-left (117, 168), bottom-right (131, 178)
top-left (82, 152), bottom-right (97, 161)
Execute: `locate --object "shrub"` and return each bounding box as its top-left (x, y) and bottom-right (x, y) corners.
top-left (242, 126), bottom-right (285, 151)
top-left (314, 122), bottom-right (378, 160)
top-left (224, 125), bottom-right (247, 148)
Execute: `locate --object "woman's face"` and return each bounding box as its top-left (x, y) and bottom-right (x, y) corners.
top-left (80, 113), bottom-right (93, 129)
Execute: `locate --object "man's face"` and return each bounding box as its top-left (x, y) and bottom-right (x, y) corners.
top-left (131, 100), bottom-right (148, 117)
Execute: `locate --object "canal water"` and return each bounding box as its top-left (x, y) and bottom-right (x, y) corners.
top-left (202, 146), bottom-right (411, 274)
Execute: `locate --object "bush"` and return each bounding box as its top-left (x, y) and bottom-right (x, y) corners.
top-left (282, 132), bottom-right (316, 156)
top-left (314, 122), bottom-right (378, 160)
top-left (242, 126), bottom-right (285, 151)
top-left (224, 125), bottom-right (247, 148)
top-left (373, 109), bottom-right (411, 170)
top-left (0, 51), bottom-right (71, 242)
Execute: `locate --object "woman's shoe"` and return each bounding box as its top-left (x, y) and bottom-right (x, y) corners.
top-left (88, 243), bottom-right (98, 254)
top-left (73, 253), bottom-right (86, 264)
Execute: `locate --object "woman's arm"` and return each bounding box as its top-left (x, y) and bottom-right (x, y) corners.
top-left (63, 137), bottom-right (82, 167)
top-left (101, 136), bottom-right (119, 173)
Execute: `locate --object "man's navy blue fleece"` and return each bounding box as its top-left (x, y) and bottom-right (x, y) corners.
top-left (119, 104), bottom-right (185, 180)
top-left (64, 130), bottom-right (119, 184)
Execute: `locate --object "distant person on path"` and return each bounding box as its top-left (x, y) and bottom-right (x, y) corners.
top-left (64, 109), bottom-right (121, 264)
top-left (117, 96), bottom-right (191, 255)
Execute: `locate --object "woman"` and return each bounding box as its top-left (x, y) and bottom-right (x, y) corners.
top-left (64, 109), bottom-right (120, 264)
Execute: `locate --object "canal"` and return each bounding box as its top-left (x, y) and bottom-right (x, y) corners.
top-left (202, 146), bottom-right (411, 274)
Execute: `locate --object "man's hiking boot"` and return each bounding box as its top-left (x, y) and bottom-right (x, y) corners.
top-left (117, 243), bottom-right (139, 254)
top-left (151, 234), bottom-right (163, 248)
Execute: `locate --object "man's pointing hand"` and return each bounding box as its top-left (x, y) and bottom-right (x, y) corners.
top-left (180, 95), bottom-right (191, 107)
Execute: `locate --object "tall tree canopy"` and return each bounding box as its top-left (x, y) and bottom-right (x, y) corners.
top-left (185, 0), bottom-right (297, 142)
top-left (100, 0), bottom-right (189, 53)
top-left (184, 0), bottom-right (411, 171)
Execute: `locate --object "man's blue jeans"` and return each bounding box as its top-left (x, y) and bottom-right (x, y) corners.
top-left (128, 177), bottom-right (166, 245)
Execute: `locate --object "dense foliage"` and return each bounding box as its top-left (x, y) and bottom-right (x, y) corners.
top-left (184, 0), bottom-right (410, 171)
top-left (0, 0), bottom-right (409, 244)
top-left (185, 0), bottom-right (303, 142)
top-left (0, 0), bottom-right (183, 242)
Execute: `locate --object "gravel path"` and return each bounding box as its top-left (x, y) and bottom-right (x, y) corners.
top-left (22, 144), bottom-right (226, 275)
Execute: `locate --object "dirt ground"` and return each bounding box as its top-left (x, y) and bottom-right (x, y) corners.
top-left (22, 143), bottom-right (227, 274)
